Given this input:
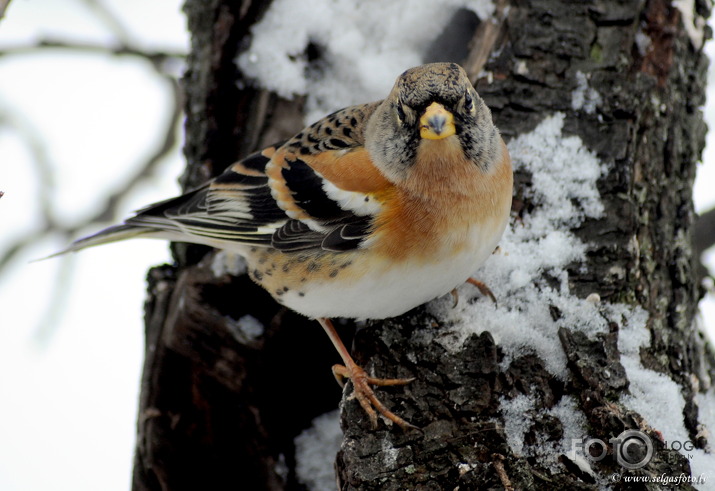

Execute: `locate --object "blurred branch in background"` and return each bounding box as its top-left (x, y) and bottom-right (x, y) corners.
top-left (81, 0), bottom-right (134, 46)
top-left (0, 0), bottom-right (12, 22)
top-left (695, 208), bottom-right (715, 257)
top-left (696, 207), bottom-right (715, 282)
top-left (0, 39), bottom-right (186, 62)
top-left (0, 0), bottom-right (186, 340)
top-left (0, 49), bottom-right (183, 273)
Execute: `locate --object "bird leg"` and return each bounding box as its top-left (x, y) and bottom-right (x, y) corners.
top-left (317, 317), bottom-right (416, 430)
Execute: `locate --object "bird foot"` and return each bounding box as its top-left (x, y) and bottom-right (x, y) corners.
top-left (332, 363), bottom-right (416, 430)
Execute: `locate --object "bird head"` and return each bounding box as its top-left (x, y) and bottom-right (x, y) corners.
top-left (366, 62), bottom-right (501, 184)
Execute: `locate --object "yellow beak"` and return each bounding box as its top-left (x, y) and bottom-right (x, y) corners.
top-left (419, 102), bottom-right (456, 140)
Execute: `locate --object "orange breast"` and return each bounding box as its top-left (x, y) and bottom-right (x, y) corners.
top-left (369, 137), bottom-right (512, 262)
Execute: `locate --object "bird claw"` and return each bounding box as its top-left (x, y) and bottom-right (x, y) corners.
top-left (450, 288), bottom-right (460, 308)
top-left (332, 363), bottom-right (417, 430)
top-left (466, 277), bottom-right (497, 305)
top-left (450, 279), bottom-right (497, 308)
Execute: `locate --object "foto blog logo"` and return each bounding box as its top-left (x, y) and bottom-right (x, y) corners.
top-left (572, 430), bottom-right (655, 470)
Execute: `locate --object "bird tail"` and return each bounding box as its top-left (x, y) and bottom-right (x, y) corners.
top-left (40, 224), bottom-right (155, 260)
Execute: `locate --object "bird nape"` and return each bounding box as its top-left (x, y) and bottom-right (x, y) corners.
top-left (52, 62), bottom-right (513, 430)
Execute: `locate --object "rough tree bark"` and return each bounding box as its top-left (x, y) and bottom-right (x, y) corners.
top-left (133, 0), bottom-right (714, 490)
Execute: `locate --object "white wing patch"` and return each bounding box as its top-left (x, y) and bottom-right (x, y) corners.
top-left (322, 180), bottom-right (382, 216)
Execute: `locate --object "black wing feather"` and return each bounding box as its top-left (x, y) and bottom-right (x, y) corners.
top-left (321, 219), bottom-right (372, 252)
top-left (280, 157), bottom-right (351, 223)
top-left (125, 148), bottom-right (286, 247)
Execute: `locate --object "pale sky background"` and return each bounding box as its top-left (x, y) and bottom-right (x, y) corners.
top-left (0, 1), bottom-right (187, 490)
top-left (0, 2), bottom-right (713, 491)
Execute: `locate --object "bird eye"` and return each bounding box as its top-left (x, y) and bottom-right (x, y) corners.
top-left (395, 102), bottom-right (406, 123)
top-left (464, 92), bottom-right (475, 113)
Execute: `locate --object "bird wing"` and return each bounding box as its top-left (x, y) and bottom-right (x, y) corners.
top-left (126, 145), bottom-right (286, 247)
top-left (126, 102), bottom-right (394, 253)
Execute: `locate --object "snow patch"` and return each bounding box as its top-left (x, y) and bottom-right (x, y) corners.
top-left (673, 0), bottom-right (707, 49)
top-left (500, 393), bottom-right (535, 457)
top-left (237, 0), bottom-right (495, 123)
top-left (501, 393), bottom-right (589, 471)
top-left (618, 315), bottom-right (715, 486)
top-left (571, 71), bottom-right (602, 114)
top-left (634, 30), bottom-right (652, 57)
top-left (227, 314), bottom-right (264, 344)
top-left (294, 410), bottom-right (342, 491)
top-left (211, 250), bottom-right (248, 277)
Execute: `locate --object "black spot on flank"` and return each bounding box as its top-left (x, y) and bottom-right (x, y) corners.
top-left (307, 262), bottom-right (320, 272)
top-left (283, 286), bottom-right (289, 292)
top-left (300, 277), bottom-right (306, 282)
top-left (258, 257), bottom-right (267, 264)
top-left (307, 134), bottom-right (320, 144)
top-left (340, 261), bottom-right (352, 269)
top-left (350, 117), bottom-right (358, 127)
top-left (298, 292), bottom-right (305, 297)
top-left (282, 264), bottom-right (290, 273)
top-left (275, 289), bottom-right (284, 296)
top-left (253, 269), bottom-right (263, 281)
top-left (296, 132), bottom-right (304, 139)
top-left (329, 138), bottom-right (349, 149)
top-left (364, 196), bottom-right (369, 202)
top-left (342, 126), bottom-right (352, 138)
top-left (325, 126), bottom-right (333, 135)
top-left (329, 269), bottom-right (338, 278)
top-left (300, 146), bottom-right (311, 155)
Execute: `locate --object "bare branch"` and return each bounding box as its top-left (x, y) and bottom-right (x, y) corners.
top-left (94, 75), bottom-right (183, 223)
top-left (695, 207), bottom-right (715, 281)
top-left (0, 37), bottom-right (184, 277)
top-left (34, 252), bottom-right (76, 344)
top-left (0, 73), bottom-right (182, 273)
top-left (0, 228), bottom-right (51, 273)
top-left (464, 0), bottom-right (509, 84)
top-left (695, 207), bottom-right (715, 256)
top-left (0, 39), bottom-right (185, 70)
top-left (80, 0), bottom-right (134, 46)
top-left (0, 106), bottom-right (57, 226)
top-left (0, 0), bottom-right (12, 21)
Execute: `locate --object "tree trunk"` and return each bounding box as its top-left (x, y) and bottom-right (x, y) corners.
top-left (133, 0), bottom-right (715, 489)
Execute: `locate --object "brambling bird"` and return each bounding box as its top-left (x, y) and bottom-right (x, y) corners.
top-left (54, 62), bottom-right (513, 430)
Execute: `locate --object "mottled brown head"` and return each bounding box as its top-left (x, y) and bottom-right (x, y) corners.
top-left (394, 62), bottom-right (468, 110)
top-left (366, 62), bottom-right (501, 184)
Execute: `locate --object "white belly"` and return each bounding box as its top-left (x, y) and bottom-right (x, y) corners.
top-left (279, 220), bottom-right (506, 320)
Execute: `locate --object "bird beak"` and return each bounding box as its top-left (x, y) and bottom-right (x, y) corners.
top-left (419, 102), bottom-right (456, 140)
